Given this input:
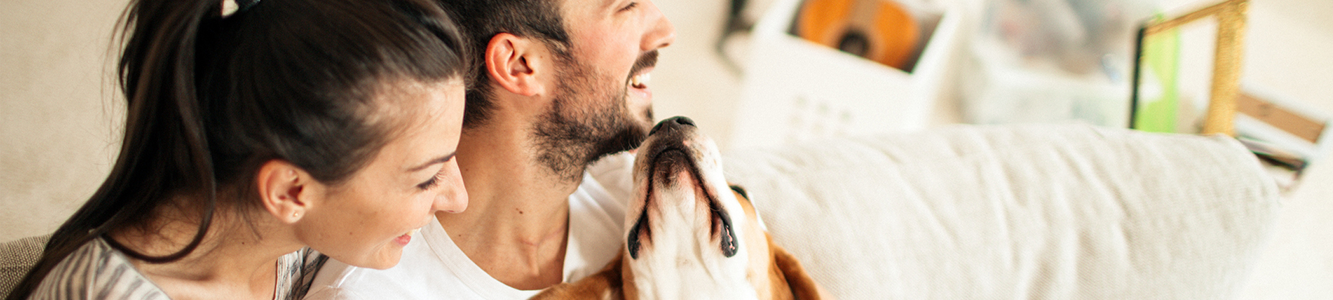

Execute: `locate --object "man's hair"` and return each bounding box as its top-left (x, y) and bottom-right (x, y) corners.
top-left (437, 0), bottom-right (571, 128)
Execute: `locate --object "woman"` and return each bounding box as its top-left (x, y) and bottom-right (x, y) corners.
top-left (7, 0), bottom-right (470, 298)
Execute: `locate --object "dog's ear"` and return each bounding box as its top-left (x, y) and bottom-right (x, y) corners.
top-left (769, 238), bottom-right (826, 300)
top-left (530, 253), bottom-right (625, 299)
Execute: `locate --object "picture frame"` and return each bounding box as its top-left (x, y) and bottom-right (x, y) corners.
top-left (1129, 0), bottom-right (1249, 136)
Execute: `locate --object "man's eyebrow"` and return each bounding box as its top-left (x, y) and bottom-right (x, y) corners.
top-left (408, 152), bottom-right (456, 172)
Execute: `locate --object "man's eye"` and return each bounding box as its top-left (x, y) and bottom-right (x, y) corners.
top-left (619, 2), bottom-right (638, 12)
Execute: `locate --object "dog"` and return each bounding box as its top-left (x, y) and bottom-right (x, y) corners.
top-left (532, 116), bottom-right (825, 300)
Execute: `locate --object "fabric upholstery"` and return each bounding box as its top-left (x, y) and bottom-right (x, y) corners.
top-left (1, 234), bottom-right (50, 298)
top-left (722, 124), bottom-right (1281, 299)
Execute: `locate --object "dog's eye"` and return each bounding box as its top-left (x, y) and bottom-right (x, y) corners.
top-left (728, 185), bottom-right (749, 200)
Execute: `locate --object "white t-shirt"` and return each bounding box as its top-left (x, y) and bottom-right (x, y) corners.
top-left (304, 153), bottom-right (635, 300)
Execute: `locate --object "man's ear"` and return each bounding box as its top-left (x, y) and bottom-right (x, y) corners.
top-left (256, 160), bottom-right (316, 224)
top-left (485, 33), bottom-right (550, 97)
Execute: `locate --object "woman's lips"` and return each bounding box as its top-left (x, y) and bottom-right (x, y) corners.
top-left (394, 229), bottom-right (419, 246)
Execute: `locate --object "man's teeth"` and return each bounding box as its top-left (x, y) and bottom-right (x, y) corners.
top-left (407, 228), bottom-right (420, 237)
top-left (631, 73), bottom-right (651, 88)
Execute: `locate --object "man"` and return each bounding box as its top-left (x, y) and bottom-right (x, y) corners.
top-left (305, 0), bottom-right (676, 298)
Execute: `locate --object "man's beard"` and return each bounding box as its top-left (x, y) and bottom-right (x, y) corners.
top-left (532, 51), bottom-right (657, 181)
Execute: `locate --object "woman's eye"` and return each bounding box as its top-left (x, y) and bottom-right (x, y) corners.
top-left (415, 156), bottom-right (456, 190)
top-left (417, 172), bottom-right (444, 190)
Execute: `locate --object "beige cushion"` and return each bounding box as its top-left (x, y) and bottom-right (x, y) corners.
top-left (723, 124), bottom-right (1281, 299)
top-left (1, 234), bottom-right (50, 298)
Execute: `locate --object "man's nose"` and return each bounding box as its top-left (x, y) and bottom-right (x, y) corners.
top-left (641, 0), bottom-right (676, 51)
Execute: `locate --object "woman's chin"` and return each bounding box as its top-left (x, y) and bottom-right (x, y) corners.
top-left (363, 250), bottom-right (404, 270)
top-left (342, 244), bottom-right (406, 270)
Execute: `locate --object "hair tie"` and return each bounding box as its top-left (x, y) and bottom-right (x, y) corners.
top-left (221, 0), bottom-right (261, 18)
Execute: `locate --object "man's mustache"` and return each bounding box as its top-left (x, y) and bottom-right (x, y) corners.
top-left (630, 50), bottom-right (659, 77)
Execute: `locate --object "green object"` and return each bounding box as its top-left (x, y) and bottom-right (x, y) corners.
top-left (1135, 22), bottom-right (1182, 133)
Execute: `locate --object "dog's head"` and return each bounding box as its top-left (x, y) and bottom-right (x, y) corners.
top-left (624, 116), bottom-right (772, 299)
top-left (529, 117), bottom-right (824, 299)
top-left (624, 116), bottom-right (753, 298)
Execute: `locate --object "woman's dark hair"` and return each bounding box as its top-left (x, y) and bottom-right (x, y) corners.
top-left (8, 0), bottom-right (468, 298)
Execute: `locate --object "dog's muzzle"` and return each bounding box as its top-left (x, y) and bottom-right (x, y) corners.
top-left (628, 116), bottom-right (739, 260)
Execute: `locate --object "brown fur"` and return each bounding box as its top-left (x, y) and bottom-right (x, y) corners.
top-left (530, 189), bottom-right (825, 299)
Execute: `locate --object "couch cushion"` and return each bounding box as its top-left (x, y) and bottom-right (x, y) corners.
top-left (1, 234), bottom-right (49, 298)
top-left (722, 124), bottom-right (1281, 299)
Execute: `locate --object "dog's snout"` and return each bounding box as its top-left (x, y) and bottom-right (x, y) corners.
top-left (650, 116), bottom-right (696, 135)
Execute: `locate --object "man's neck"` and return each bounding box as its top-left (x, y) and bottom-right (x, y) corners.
top-left (440, 118), bottom-right (583, 290)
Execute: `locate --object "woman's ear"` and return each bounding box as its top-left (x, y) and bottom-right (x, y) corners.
top-left (255, 160), bottom-right (316, 224)
top-left (485, 33), bottom-right (550, 97)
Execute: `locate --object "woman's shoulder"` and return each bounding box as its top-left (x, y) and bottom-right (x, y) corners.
top-left (30, 238), bottom-right (169, 300)
top-left (276, 247), bottom-right (328, 300)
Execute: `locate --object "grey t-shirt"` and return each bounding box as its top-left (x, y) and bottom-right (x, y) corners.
top-left (30, 237), bottom-right (324, 300)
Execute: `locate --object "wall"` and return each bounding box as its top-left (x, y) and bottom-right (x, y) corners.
top-left (1, 0), bottom-right (127, 242)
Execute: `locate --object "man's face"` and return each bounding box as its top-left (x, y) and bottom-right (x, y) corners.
top-left (533, 0), bottom-right (675, 179)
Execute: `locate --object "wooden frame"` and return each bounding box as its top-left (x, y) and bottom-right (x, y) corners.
top-left (1131, 0), bottom-right (1249, 136)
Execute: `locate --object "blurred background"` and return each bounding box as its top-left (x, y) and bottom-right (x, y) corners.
top-left (2, 0), bottom-right (1329, 298)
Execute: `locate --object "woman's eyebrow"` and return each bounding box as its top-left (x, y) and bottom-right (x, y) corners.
top-left (408, 152), bottom-right (456, 172)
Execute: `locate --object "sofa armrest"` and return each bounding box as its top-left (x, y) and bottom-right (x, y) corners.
top-left (723, 124), bottom-right (1281, 299)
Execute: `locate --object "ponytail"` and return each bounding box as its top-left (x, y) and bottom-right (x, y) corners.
top-left (8, 1), bottom-right (222, 298)
top-left (7, 0), bottom-right (468, 297)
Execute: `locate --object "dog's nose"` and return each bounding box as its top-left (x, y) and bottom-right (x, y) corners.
top-left (650, 116), bottom-right (696, 135)
top-left (670, 116), bottom-right (695, 127)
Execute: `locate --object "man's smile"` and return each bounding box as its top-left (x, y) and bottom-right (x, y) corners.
top-left (627, 50), bottom-right (659, 97)
top-left (630, 71), bottom-right (651, 90)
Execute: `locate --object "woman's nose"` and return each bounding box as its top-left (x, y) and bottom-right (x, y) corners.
top-left (434, 161), bottom-right (468, 213)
